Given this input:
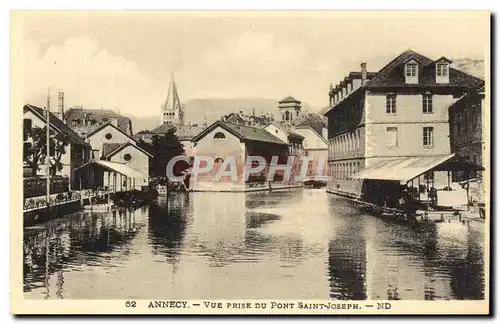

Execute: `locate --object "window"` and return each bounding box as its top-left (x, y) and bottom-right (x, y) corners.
top-left (213, 132), bottom-right (226, 140)
top-left (423, 127), bottom-right (434, 147)
top-left (23, 118), bottom-right (32, 141)
top-left (386, 94), bottom-right (397, 114)
top-left (123, 153), bottom-right (132, 162)
top-left (215, 157), bottom-right (224, 164)
top-left (105, 133), bottom-right (113, 140)
top-left (422, 94), bottom-right (433, 114)
top-left (387, 127), bottom-right (398, 147)
top-left (436, 63), bottom-right (448, 77)
top-left (406, 63), bottom-right (417, 77)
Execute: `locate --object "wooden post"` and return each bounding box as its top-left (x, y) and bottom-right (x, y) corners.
top-left (447, 171), bottom-right (451, 189)
top-left (426, 174), bottom-right (430, 219)
top-left (79, 174), bottom-right (83, 207)
top-left (107, 172), bottom-right (111, 205)
top-left (466, 171), bottom-right (470, 212)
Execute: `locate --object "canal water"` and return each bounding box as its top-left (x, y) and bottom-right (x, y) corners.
top-left (23, 189), bottom-right (485, 300)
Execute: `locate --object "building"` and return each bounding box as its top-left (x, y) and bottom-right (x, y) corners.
top-left (64, 106), bottom-right (133, 137)
top-left (190, 121), bottom-right (289, 190)
top-left (449, 87), bottom-right (485, 177)
top-left (323, 49), bottom-right (484, 196)
top-left (263, 121), bottom-right (304, 178)
top-left (294, 125), bottom-right (329, 179)
top-left (141, 122), bottom-right (206, 164)
top-left (278, 96), bottom-right (303, 125)
top-left (23, 104), bottom-right (91, 189)
top-left (161, 75), bottom-right (185, 126)
top-left (221, 111), bottom-right (274, 128)
top-left (83, 122), bottom-right (152, 189)
top-left (448, 87), bottom-right (486, 202)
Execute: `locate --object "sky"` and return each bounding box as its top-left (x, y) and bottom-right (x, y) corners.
top-left (15, 11), bottom-right (489, 118)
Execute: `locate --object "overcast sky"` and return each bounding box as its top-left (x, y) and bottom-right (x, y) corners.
top-left (16, 11), bottom-right (489, 118)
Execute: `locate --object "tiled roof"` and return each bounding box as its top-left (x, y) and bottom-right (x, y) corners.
top-left (85, 121), bottom-right (136, 143)
top-left (101, 143), bottom-right (122, 158)
top-left (24, 104), bottom-right (88, 146)
top-left (364, 49), bottom-right (485, 89)
top-left (64, 108), bottom-right (133, 136)
top-left (279, 96), bottom-right (301, 104)
top-left (151, 122), bottom-right (177, 134)
top-left (192, 121), bottom-right (287, 145)
top-left (268, 121), bottom-right (305, 139)
top-left (104, 142), bottom-right (153, 158)
top-left (175, 126), bottom-right (205, 141)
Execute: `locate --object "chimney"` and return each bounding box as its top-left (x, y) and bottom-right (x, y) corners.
top-left (57, 92), bottom-right (64, 120)
top-left (361, 62), bottom-right (367, 86)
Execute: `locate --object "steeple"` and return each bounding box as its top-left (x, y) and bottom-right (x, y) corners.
top-left (161, 74), bottom-right (185, 126)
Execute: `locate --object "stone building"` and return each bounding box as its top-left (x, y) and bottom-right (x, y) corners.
top-left (448, 87), bottom-right (486, 181)
top-left (323, 49), bottom-right (484, 197)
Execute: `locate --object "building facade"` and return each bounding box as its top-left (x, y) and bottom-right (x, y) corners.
top-left (23, 104), bottom-right (91, 189)
top-left (294, 125), bottom-right (329, 179)
top-left (448, 87), bottom-right (486, 181)
top-left (324, 50), bottom-right (484, 196)
top-left (191, 121), bottom-right (289, 190)
top-left (85, 122), bottom-right (151, 188)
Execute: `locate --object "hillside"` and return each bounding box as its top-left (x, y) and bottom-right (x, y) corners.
top-left (452, 58), bottom-right (485, 79)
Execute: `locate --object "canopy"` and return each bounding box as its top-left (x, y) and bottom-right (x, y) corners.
top-left (351, 154), bottom-right (484, 183)
top-left (74, 160), bottom-right (147, 179)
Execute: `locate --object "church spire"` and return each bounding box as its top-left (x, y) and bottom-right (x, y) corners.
top-left (161, 74), bottom-right (184, 127)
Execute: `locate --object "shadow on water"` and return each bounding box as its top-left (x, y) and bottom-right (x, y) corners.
top-left (23, 207), bottom-right (143, 295)
top-left (326, 197), bottom-right (485, 300)
top-left (147, 194), bottom-right (191, 264)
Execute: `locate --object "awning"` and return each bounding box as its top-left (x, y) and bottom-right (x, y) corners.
top-left (74, 160), bottom-right (147, 179)
top-left (351, 154), bottom-right (484, 182)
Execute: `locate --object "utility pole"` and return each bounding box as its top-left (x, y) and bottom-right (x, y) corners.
top-left (46, 87), bottom-right (51, 206)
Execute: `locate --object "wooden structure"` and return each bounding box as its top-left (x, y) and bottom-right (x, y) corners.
top-left (351, 153), bottom-right (485, 223)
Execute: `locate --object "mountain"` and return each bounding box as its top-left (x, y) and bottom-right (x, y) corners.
top-left (130, 97), bottom-right (320, 133)
top-left (452, 58), bottom-right (485, 80)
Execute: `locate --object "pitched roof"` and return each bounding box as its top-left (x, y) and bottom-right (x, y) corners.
top-left (294, 125), bottom-right (329, 146)
top-left (267, 121), bottom-right (305, 139)
top-left (364, 49), bottom-right (485, 89)
top-left (104, 141), bottom-right (153, 158)
top-left (279, 96), bottom-right (301, 104)
top-left (192, 121), bottom-right (287, 145)
top-left (64, 108), bottom-right (133, 136)
top-left (24, 104), bottom-right (88, 146)
top-left (175, 126), bottom-right (205, 141)
top-left (85, 121), bottom-right (136, 143)
top-left (101, 143), bottom-right (122, 158)
top-left (151, 122), bottom-right (177, 134)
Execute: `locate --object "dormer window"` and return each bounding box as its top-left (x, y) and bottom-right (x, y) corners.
top-left (405, 60), bottom-right (418, 84)
top-left (436, 63), bottom-right (450, 83)
top-left (435, 57), bottom-right (452, 84)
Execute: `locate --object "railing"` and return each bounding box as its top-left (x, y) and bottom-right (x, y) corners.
top-left (23, 191), bottom-right (82, 212)
top-left (24, 176), bottom-right (70, 199)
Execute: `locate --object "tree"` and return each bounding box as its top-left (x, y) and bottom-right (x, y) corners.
top-left (137, 129), bottom-right (189, 179)
top-left (23, 126), bottom-right (70, 177)
top-left (137, 129), bottom-right (152, 134)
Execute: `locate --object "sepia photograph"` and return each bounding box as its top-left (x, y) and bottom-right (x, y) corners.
top-left (9, 10), bottom-right (490, 315)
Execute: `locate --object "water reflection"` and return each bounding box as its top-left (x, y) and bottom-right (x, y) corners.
top-left (23, 190), bottom-right (485, 300)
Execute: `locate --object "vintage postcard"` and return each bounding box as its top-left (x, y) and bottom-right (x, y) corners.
top-left (10, 10), bottom-right (490, 315)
